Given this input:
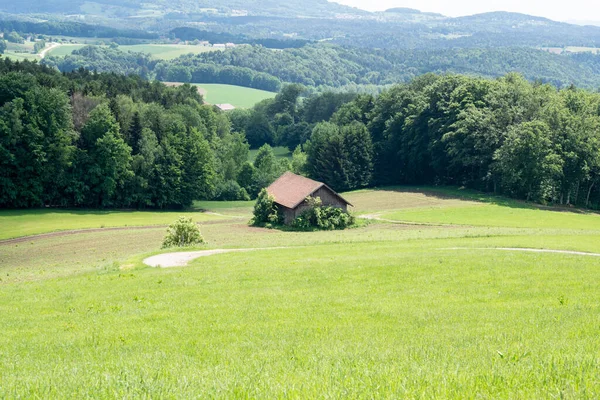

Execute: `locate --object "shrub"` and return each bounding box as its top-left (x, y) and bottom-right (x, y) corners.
top-left (252, 188), bottom-right (282, 225)
top-left (162, 217), bottom-right (204, 248)
top-left (214, 180), bottom-right (251, 201)
top-left (292, 196), bottom-right (355, 230)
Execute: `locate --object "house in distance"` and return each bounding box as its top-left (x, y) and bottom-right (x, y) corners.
top-left (266, 172), bottom-right (353, 224)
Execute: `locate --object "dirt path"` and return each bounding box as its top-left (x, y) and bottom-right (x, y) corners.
top-left (39, 43), bottom-right (61, 59)
top-left (143, 247), bottom-right (288, 268)
top-left (446, 248), bottom-right (600, 257)
top-left (145, 245), bottom-right (600, 268)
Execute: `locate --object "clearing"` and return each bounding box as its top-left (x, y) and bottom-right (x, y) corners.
top-left (1, 187), bottom-right (599, 397)
top-left (46, 43), bottom-right (218, 60)
top-left (193, 84), bottom-right (276, 108)
top-left (248, 146), bottom-right (292, 161)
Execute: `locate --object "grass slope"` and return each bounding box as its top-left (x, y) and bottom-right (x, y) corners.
top-left (47, 44), bottom-right (217, 60)
top-left (194, 84), bottom-right (276, 108)
top-left (0, 209), bottom-right (226, 240)
top-left (1, 238), bottom-right (599, 397)
top-left (46, 44), bottom-right (85, 57)
top-left (248, 146), bottom-right (291, 162)
top-left (1, 187), bottom-right (600, 396)
top-left (382, 203), bottom-right (600, 229)
top-left (119, 44), bottom-right (216, 60)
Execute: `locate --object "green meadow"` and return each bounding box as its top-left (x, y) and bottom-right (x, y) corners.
top-left (119, 44), bottom-right (216, 60)
top-left (248, 146), bottom-right (292, 162)
top-left (0, 209), bottom-right (225, 240)
top-left (46, 44), bottom-right (85, 57)
top-left (1, 188), bottom-right (600, 397)
top-left (47, 44), bottom-right (217, 60)
top-left (194, 84), bottom-right (277, 108)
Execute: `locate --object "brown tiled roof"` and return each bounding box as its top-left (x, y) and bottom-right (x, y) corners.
top-left (266, 172), bottom-right (352, 209)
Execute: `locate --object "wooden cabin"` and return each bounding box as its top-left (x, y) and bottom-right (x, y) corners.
top-left (266, 172), bottom-right (352, 225)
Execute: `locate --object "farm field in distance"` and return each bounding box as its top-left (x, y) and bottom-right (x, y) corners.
top-left (46, 43), bottom-right (218, 60)
top-left (194, 83), bottom-right (277, 108)
top-left (1, 187), bottom-right (600, 397)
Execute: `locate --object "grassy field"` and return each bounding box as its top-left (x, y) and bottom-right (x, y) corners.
top-left (47, 44), bottom-right (217, 60)
top-left (194, 84), bottom-right (276, 108)
top-left (0, 209), bottom-right (226, 240)
top-left (2, 42), bottom-right (39, 61)
top-left (120, 44), bottom-right (216, 60)
top-left (248, 146), bottom-right (292, 162)
top-left (381, 202), bottom-right (600, 229)
top-left (1, 187), bottom-right (600, 397)
top-left (46, 44), bottom-right (85, 57)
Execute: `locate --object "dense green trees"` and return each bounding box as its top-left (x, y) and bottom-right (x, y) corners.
top-left (0, 19), bottom-right (158, 40)
top-left (44, 43), bottom-right (600, 93)
top-left (165, 44), bottom-right (600, 90)
top-left (283, 73), bottom-right (600, 208)
top-left (305, 122), bottom-right (373, 192)
top-left (44, 46), bottom-right (156, 78)
top-left (0, 58), bottom-right (247, 208)
top-left (33, 40), bottom-right (46, 54)
top-left (0, 40), bottom-right (6, 54)
top-left (3, 55), bottom-right (600, 210)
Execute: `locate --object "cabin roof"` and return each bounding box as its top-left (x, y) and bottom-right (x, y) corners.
top-left (266, 172), bottom-right (352, 209)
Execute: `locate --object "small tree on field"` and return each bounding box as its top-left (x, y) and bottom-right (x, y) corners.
top-left (252, 188), bottom-right (282, 226)
top-left (162, 217), bottom-right (204, 248)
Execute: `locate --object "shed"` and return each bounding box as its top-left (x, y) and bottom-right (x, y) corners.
top-left (266, 172), bottom-right (352, 225)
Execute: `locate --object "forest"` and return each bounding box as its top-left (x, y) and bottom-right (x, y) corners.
top-left (2, 56), bottom-right (600, 209)
top-left (232, 75), bottom-right (600, 209)
top-left (44, 44), bottom-right (600, 93)
top-left (0, 19), bottom-right (158, 40)
top-left (0, 58), bottom-right (252, 208)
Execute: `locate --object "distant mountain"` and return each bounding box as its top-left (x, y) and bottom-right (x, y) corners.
top-left (567, 20), bottom-right (600, 27)
top-left (384, 7), bottom-right (444, 17)
top-left (0, 0), bottom-right (368, 18)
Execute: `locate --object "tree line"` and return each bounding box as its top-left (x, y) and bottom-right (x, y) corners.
top-left (0, 58), bottom-right (249, 208)
top-left (3, 57), bottom-right (600, 210)
top-left (44, 43), bottom-right (600, 93)
top-left (238, 76), bottom-right (600, 209)
top-left (0, 58), bottom-right (310, 208)
top-left (0, 19), bottom-right (158, 40)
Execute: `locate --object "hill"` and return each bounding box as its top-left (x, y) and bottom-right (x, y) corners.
top-left (0, 0), bottom-right (367, 18)
top-left (43, 43), bottom-right (600, 90)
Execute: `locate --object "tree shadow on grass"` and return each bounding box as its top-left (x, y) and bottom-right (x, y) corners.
top-left (369, 185), bottom-right (600, 216)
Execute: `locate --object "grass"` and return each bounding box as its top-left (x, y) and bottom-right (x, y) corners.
top-left (46, 44), bottom-right (217, 60)
top-left (194, 84), bottom-right (276, 108)
top-left (119, 44), bottom-right (217, 60)
top-left (248, 146), bottom-right (292, 162)
top-left (1, 237), bottom-right (599, 397)
top-left (3, 42), bottom-right (39, 61)
top-left (46, 44), bottom-right (85, 57)
top-left (0, 209), bottom-right (226, 240)
top-left (1, 187), bottom-right (600, 396)
top-left (381, 202), bottom-right (600, 229)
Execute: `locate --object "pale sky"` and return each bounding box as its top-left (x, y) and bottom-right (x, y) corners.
top-left (331, 0), bottom-right (600, 23)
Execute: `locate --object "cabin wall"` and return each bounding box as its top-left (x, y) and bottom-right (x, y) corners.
top-left (291, 187), bottom-right (348, 222)
top-left (277, 187), bottom-right (349, 225)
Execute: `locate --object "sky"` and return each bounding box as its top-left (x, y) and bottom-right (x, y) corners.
top-left (330, 0), bottom-right (600, 22)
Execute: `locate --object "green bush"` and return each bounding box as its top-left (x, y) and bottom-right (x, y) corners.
top-left (214, 180), bottom-right (250, 201)
top-left (292, 196), bottom-right (355, 230)
top-left (252, 188), bottom-right (282, 226)
top-left (162, 217), bottom-right (204, 248)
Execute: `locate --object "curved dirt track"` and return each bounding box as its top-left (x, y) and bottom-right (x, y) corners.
top-left (144, 247), bottom-right (288, 268)
top-left (446, 247), bottom-right (600, 257)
